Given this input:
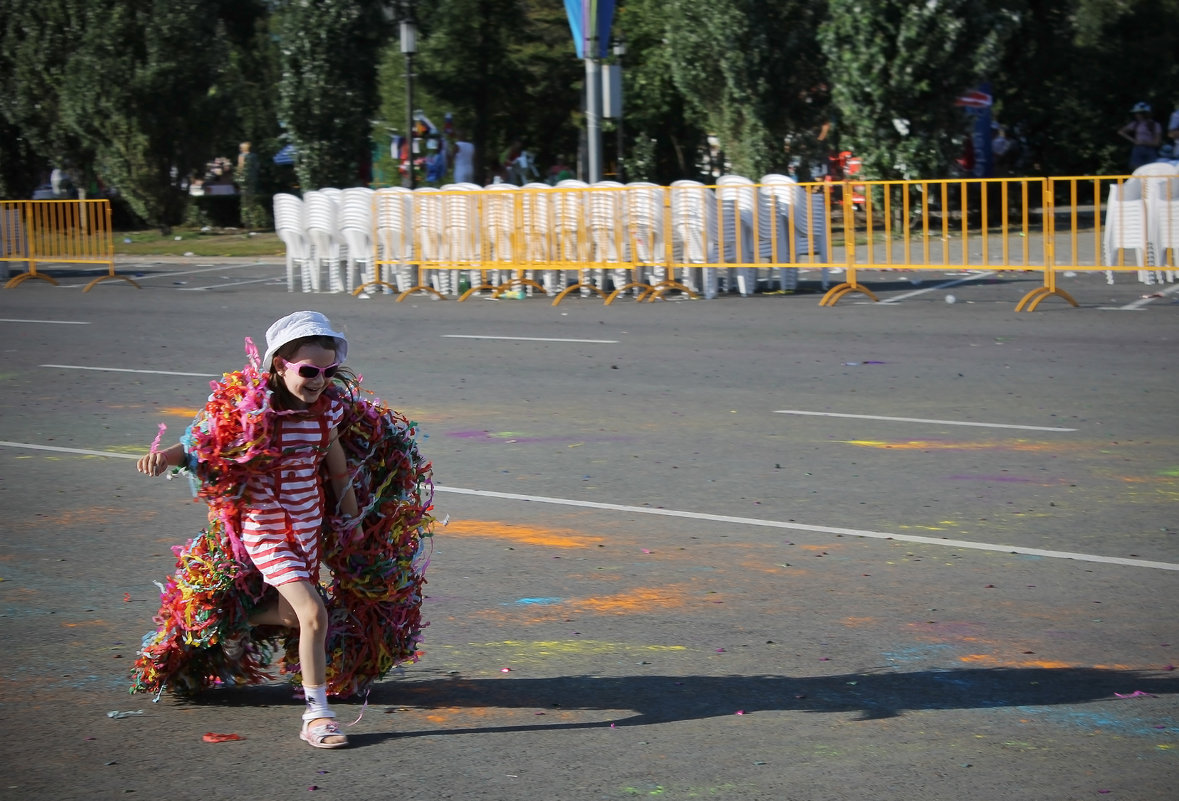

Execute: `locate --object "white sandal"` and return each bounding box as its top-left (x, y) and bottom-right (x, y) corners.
top-left (300, 717), bottom-right (349, 749)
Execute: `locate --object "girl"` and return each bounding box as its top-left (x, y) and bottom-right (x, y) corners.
top-left (135, 311), bottom-right (434, 749)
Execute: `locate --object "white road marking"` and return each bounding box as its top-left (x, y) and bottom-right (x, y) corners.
top-left (0, 318), bottom-right (90, 325)
top-left (773, 409), bottom-right (1075, 432)
top-left (436, 486), bottom-right (1178, 572)
top-left (0, 438), bottom-right (1170, 572)
top-left (879, 270), bottom-right (998, 303)
top-left (443, 334), bottom-right (620, 344)
top-left (40, 364), bottom-right (215, 377)
top-left (1119, 281), bottom-right (1179, 310)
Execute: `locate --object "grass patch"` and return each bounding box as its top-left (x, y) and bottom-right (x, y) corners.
top-left (115, 227), bottom-right (284, 258)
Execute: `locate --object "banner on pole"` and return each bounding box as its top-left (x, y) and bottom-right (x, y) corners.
top-left (564, 0), bottom-right (616, 59)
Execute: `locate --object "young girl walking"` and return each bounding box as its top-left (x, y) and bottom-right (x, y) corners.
top-left (133, 310), bottom-right (434, 749)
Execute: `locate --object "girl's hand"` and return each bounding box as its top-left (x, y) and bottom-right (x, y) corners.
top-left (136, 450), bottom-right (172, 477)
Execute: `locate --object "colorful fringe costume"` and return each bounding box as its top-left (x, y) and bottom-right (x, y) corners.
top-left (130, 340), bottom-right (434, 698)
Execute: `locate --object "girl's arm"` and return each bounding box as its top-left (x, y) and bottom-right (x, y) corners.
top-left (324, 432), bottom-right (359, 518)
top-left (136, 443), bottom-right (185, 477)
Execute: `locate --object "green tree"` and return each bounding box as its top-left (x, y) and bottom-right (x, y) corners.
top-left (55, 0), bottom-right (230, 231)
top-left (275, 0), bottom-right (386, 190)
top-left (616, 0), bottom-right (708, 181)
top-left (819, 0), bottom-right (1014, 180)
top-left (0, 0), bottom-right (96, 197)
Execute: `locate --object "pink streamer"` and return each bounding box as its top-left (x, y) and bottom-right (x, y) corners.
top-left (150, 423), bottom-right (167, 454)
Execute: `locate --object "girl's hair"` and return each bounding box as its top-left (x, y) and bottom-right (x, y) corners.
top-left (266, 335), bottom-right (357, 409)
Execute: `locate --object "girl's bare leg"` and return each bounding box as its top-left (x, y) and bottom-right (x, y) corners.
top-left (273, 580), bottom-right (345, 746)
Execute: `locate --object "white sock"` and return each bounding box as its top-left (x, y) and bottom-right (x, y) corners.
top-left (302, 684), bottom-right (334, 721)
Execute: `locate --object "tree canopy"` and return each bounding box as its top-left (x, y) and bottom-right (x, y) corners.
top-left (2, 0), bottom-right (1178, 225)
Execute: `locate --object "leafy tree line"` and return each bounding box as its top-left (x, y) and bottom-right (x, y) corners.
top-left (1, 0), bottom-right (1176, 231)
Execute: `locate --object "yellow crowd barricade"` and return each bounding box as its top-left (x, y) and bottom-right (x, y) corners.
top-left (1, 199), bottom-right (138, 292)
top-left (356, 173), bottom-right (1177, 309)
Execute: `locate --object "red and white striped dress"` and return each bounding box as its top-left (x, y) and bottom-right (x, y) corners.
top-left (240, 396), bottom-right (345, 587)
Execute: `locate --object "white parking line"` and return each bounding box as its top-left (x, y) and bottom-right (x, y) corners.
top-left (773, 409), bottom-right (1075, 432)
top-left (878, 270), bottom-right (998, 303)
top-left (0, 318), bottom-right (90, 325)
top-left (443, 335), bottom-right (620, 344)
top-left (41, 364), bottom-right (215, 377)
top-left (0, 439), bottom-right (1171, 572)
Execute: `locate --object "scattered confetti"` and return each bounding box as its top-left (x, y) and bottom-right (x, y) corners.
top-left (735, 710), bottom-right (745, 715)
top-left (202, 732), bottom-right (243, 743)
top-left (1114, 691), bottom-right (1156, 699)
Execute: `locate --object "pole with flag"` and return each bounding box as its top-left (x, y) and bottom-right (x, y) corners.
top-left (564, 1), bottom-right (616, 182)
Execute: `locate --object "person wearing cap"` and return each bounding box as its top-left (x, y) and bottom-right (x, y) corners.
top-left (136, 311), bottom-right (360, 749)
top-left (1118, 102), bottom-right (1163, 170)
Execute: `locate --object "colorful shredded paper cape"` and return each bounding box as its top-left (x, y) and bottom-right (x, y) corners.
top-left (130, 339), bottom-right (434, 698)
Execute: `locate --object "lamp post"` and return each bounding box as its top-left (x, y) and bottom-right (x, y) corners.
top-left (400, 3), bottom-right (418, 188)
top-left (613, 36), bottom-right (625, 183)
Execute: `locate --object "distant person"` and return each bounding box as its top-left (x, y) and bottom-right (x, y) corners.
top-left (1167, 99), bottom-right (1179, 159)
top-left (451, 132), bottom-right (476, 184)
top-left (1118, 102), bottom-right (1162, 171)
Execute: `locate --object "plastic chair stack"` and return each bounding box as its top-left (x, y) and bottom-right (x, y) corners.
top-left (273, 193), bottom-right (314, 292)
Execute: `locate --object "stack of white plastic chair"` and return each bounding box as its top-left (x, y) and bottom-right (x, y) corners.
top-left (716, 175), bottom-right (758, 295)
top-left (589, 180), bottom-right (632, 295)
top-left (374, 187), bottom-right (414, 292)
top-left (273, 193), bottom-right (314, 292)
top-left (315, 187), bottom-right (347, 277)
top-left (1102, 178), bottom-right (1147, 284)
top-left (304, 190), bottom-right (345, 292)
top-left (1150, 176), bottom-right (1179, 276)
top-left (669, 180), bottom-right (719, 298)
top-left (555, 179), bottom-right (590, 294)
top-left (520, 183), bottom-right (554, 294)
top-left (1135, 162), bottom-right (1179, 282)
top-left (758, 174), bottom-right (831, 291)
top-left (625, 182), bottom-right (667, 290)
top-left (481, 183), bottom-right (518, 289)
top-left (338, 187), bottom-right (375, 293)
top-left (412, 187), bottom-right (447, 294)
top-left (441, 183), bottom-right (483, 294)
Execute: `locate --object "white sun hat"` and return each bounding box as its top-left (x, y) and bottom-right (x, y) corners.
top-left (261, 310), bottom-right (348, 373)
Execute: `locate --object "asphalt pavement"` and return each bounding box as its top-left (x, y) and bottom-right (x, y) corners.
top-left (1, 258), bottom-right (1177, 801)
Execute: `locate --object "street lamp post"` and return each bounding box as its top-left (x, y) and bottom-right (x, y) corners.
top-left (400, 4), bottom-right (418, 189)
top-left (613, 36), bottom-right (625, 183)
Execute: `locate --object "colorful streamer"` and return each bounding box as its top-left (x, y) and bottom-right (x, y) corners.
top-left (130, 339), bottom-right (434, 698)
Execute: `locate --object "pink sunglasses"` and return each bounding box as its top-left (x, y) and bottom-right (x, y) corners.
top-left (280, 358), bottom-right (341, 379)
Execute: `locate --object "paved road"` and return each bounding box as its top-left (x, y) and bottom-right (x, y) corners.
top-left (1, 259), bottom-right (1177, 800)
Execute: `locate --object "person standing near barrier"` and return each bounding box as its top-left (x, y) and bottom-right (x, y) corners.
top-left (1167, 99), bottom-right (1179, 159)
top-left (1119, 102), bottom-right (1162, 170)
top-left (451, 131), bottom-right (476, 184)
top-left (131, 311), bottom-right (434, 749)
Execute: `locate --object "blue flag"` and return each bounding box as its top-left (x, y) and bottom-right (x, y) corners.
top-left (564, 0), bottom-right (616, 59)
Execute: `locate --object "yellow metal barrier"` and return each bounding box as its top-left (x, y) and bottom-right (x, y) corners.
top-left (1, 199), bottom-right (138, 292)
top-left (361, 175), bottom-right (1176, 309)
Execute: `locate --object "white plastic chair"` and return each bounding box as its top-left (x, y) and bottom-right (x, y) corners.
top-left (374, 187), bottom-right (415, 292)
top-left (273, 193), bottom-right (314, 292)
top-left (625, 182), bottom-right (667, 289)
top-left (338, 187), bottom-right (374, 293)
top-left (412, 187), bottom-right (447, 294)
top-left (759, 173), bottom-right (831, 291)
top-left (441, 182), bottom-right (483, 294)
top-left (1134, 162), bottom-right (1179, 280)
top-left (716, 174), bottom-right (758, 296)
top-left (304, 190), bottom-right (344, 292)
top-left (669, 180), bottom-right (719, 299)
top-left (589, 180), bottom-right (632, 295)
top-left (1102, 179), bottom-right (1147, 284)
top-left (481, 183), bottom-right (518, 289)
top-left (520, 183), bottom-right (556, 294)
top-left (1149, 177), bottom-right (1179, 275)
top-left (554, 179), bottom-right (590, 294)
